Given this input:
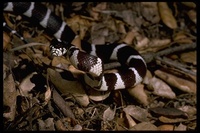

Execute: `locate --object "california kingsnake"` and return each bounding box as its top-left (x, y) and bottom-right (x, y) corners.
top-left (4, 2), bottom-right (147, 91)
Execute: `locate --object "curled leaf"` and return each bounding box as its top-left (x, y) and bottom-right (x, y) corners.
top-left (158, 2), bottom-right (177, 29)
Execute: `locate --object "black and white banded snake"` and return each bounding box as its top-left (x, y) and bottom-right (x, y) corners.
top-left (4, 2), bottom-right (147, 91)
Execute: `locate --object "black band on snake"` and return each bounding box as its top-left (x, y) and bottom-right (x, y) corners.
top-left (4, 2), bottom-right (147, 91)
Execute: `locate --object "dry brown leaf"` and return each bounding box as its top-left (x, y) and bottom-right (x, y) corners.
top-left (54, 119), bottom-right (67, 131)
top-left (180, 51), bottom-right (196, 65)
top-left (181, 2), bottom-right (196, 8)
top-left (134, 36), bottom-right (150, 52)
top-left (3, 32), bottom-right (11, 50)
top-left (147, 77), bottom-right (176, 99)
top-left (66, 15), bottom-right (92, 39)
top-left (116, 117), bottom-right (128, 130)
top-left (157, 124), bottom-right (174, 131)
top-left (123, 105), bottom-right (149, 122)
top-left (103, 107), bottom-right (116, 121)
top-left (47, 68), bottom-right (89, 107)
top-left (18, 72), bottom-right (38, 97)
top-left (142, 69), bottom-right (153, 86)
top-left (158, 2), bottom-right (177, 29)
top-left (147, 38), bottom-right (171, 52)
top-left (173, 32), bottom-right (194, 44)
top-left (3, 74), bottom-right (17, 121)
top-left (121, 10), bottom-right (135, 26)
top-left (72, 124), bottom-right (82, 131)
top-left (150, 107), bottom-right (188, 118)
top-left (155, 70), bottom-right (196, 93)
top-left (174, 123), bottom-right (187, 131)
top-left (130, 122), bottom-right (158, 131)
top-left (38, 118), bottom-right (55, 131)
top-left (178, 105), bottom-right (196, 117)
top-left (188, 10), bottom-right (196, 24)
top-left (127, 84), bottom-right (149, 106)
top-left (125, 113), bottom-right (137, 129)
top-left (158, 116), bottom-right (187, 124)
top-left (141, 2), bottom-right (160, 24)
top-left (123, 29), bottom-right (138, 45)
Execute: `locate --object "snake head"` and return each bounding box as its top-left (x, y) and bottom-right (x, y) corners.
top-left (50, 39), bottom-right (68, 56)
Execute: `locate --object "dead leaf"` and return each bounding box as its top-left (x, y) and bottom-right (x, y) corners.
top-left (147, 38), bottom-right (171, 52)
top-left (173, 32), bottom-right (194, 44)
top-left (3, 74), bottom-right (17, 121)
top-left (123, 105), bottom-right (149, 122)
top-left (158, 2), bottom-right (177, 29)
top-left (187, 10), bottom-right (197, 24)
top-left (157, 124), bottom-right (174, 131)
top-left (125, 113), bottom-right (136, 128)
top-left (47, 68), bottom-right (89, 107)
top-left (54, 119), bottom-right (67, 131)
top-left (155, 70), bottom-right (196, 93)
top-left (180, 51), bottom-right (196, 65)
top-left (181, 2), bottom-right (196, 8)
top-left (38, 118), bottom-right (55, 131)
top-left (141, 2), bottom-right (160, 24)
top-left (116, 117), bottom-right (127, 130)
top-left (158, 116), bottom-right (187, 124)
top-left (127, 84), bottom-right (149, 106)
top-left (123, 28), bottom-right (138, 45)
top-left (174, 123), bottom-right (187, 131)
top-left (142, 70), bottom-right (153, 86)
top-left (103, 107), bottom-right (116, 121)
top-left (18, 72), bottom-right (38, 97)
top-left (3, 32), bottom-right (11, 50)
top-left (130, 122), bottom-right (158, 131)
top-left (147, 77), bottom-right (176, 99)
top-left (149, 107), bottom-right (188, 118)
top-left (72, 124), bottom-right (82, 131)
top-left (178, 105), bottom-right (196, 117)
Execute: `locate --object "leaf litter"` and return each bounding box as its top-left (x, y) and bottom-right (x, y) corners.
top-left (3, 2), bottom-right (196, 131)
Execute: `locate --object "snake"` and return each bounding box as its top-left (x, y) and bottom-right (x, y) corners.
top-left (4, 2), bottom-right (147, 91)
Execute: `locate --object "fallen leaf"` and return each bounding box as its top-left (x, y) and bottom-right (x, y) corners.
top-left (147, 77), bottom-right (176, 99)
top-left (178, 105), bottom-right (196, 117)
top-left (47, 68), bottom-right (89, 107)
top-left (103, 107), bottom-right (116, 121)
top-left (123, 105), bottom-right (149, 122)
top-left (3, 74), bottom-right (17, 121)
top-left (155, 70), bottom-right (196, 93)
top-left (180, 51), bottom-right (196, 65)
top-left (174, 123), bottom-right (187, 131)
top-left (158, 116), bottom-right (187, 123)
top-left (130, 122), bottom-right (158, 131)
top-left (141, 2), bottom-right (160, 24)
top-left (38, 118), bottom-right (55, 131)
top-left (149, 107), bottom-right (188, 118)
top-left (116, 117), bottom-right (127, 130)
top-left (127, 84), bottom-right (149, 106)
top-left (158, 2), bottom-right (177, 29)
top-left (3, 32), bottom-right (11, 50)
top-left (125, 113), bottom-right (137, 128)
top-left (181, 2), bottom-right (196, 8)
top-left (157, 124), bottom-right (174, 131)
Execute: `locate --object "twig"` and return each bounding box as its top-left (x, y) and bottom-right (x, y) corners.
top-left (155, 56), bottom-right (196, 76)
top-left (9, 42), bottom-right (49, 51)
top-left (142, 43), bottom-right (196, 63)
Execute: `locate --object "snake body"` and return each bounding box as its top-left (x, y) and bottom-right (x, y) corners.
top-left (4, 2), bottom-right (147, 91)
